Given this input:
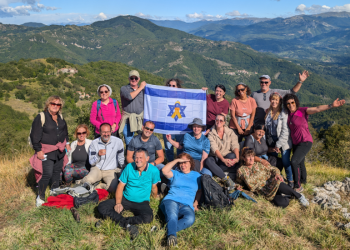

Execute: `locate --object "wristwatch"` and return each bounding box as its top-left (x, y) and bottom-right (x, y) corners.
top-left (328, 104), bottom-right (333, 109)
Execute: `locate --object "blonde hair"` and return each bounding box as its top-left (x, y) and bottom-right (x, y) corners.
top-left (74, 124), bottom-right (90, 139)
top-left (264, 93), bottom-right (282, 120)
top-left (44, 95), bottom-right (64, 114)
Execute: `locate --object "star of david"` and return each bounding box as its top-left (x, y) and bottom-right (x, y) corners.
top-left (168, 102), bottom-right (186, 121)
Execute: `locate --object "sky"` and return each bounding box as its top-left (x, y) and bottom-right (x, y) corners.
top-left (1, 0), bottom-right (350, 25)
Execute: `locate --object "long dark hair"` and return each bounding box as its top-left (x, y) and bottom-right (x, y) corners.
top-left (235, 83), bottom-right (251, 97)
top-left (166, 78), bottom-right (183, 88)
top-left (283, 94), bottom-right (300, 112)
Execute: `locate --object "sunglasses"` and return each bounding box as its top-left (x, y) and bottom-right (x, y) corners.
top-left (237, 88), bottom-right (246, 93)
top-left (99, 90), bottom-right (109, 94)
top-left (130, 77), bottom-right (139, 81)
top-left (263, 93), bottom-right (266, 101)
top-left (50, 102), bottom-right (62, 107)
top-left (168, 84), bottom-right (177, 87)
top-left (144, 126), bottom-right (154, 132)
top-left (260, 81), bottom-right (269, 84)
top-left (216, 119), bottom-right (225, 123)
top-left (77, 131), bottom-right (87, 135)
top-left (286, 101), bottom-right (295, 106)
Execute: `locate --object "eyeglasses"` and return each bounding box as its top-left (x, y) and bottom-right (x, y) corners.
top-left (237, 88), bottom-right (246, 93)
top-left (130, 77), bottom-right (139, 81)
top-left (99, 90), bottom-right (109, 94)
top-left (50, 102), bottom-right (62, 107)
top-left (260, 81), bottom-right (269, 84)
top-left (286, 101), bottom-right (295, 106)
top-left (144, 126), bottom-right (154, 132)
top-left (77, 131), bottom-right (87, 135)
top-left (216, 119), bottom-right (225, 123)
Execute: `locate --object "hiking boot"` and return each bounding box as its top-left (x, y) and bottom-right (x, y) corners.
top-left (36, 196), bottom-right (45, 207)
top-left (167, 235), bottom-right (178, 247)
top-left (126, 224), bottom-right (139, 240)
top-left (70, 208), bottom-right (80, 223)
top-left (95, 220), bottom-right (103, 228)
top-left (298, 194), bottom-right (309, 207)
top-left (288, 181), bottom-right (294, 189)
top-left (294, 186), bottom-right (304, 193)
top-left (222, 176), bottom-right (235, 193)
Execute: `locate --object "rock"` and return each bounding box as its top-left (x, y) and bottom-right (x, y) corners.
top-left (343, 213), bottom-right (350, 220)
top-left (341, 208), bottom-right (348, 213)
top-left (344, 222), bottom-right (350, 229)
top-left (335, 222), bottom-right (344, 228)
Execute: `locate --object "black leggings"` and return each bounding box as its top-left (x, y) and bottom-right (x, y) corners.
top-left (98, 197), bottom-right (153, 228)
top-left (38, 158), bottom-right (63, 200)
top-left (204, 153), bottom-right (238, 180)
top-left (291, 142), bottom-right (312, 188)
top-left (272, 182), bottom-right (302, 208)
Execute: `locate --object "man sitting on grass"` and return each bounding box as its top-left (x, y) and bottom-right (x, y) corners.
top-left (97, 148), bottom-right (160, 239)
top-left (126, 121), bottom-right (165, 170)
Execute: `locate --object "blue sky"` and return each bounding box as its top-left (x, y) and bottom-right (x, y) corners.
top-left (1, 0), bottom-right (350, 25)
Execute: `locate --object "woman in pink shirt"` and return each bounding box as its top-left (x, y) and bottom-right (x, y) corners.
top-left (283, 94), bottom-right (345, 192)
top-left (229, 83), bottom-right (257, 142)
top-left (90, 84), bottom-right (121, 138)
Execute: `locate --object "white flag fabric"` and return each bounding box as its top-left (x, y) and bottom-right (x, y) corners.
top-left (144, 84), bottom-right (207, 134)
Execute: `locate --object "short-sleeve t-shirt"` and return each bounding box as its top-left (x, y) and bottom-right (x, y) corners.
top-left (287, 107), bottom-right (313, 145)
top-left (128, 134), bottom-right (162, 163)
top-left (163, 170), bottom-right (202, 210)
top-left (183, 133), bottom-right (210, 161)
top-left (252, 88), bottom-right (294, 125)
top-left (119, 163), bottom-right (161, 203)
top-left (244, 135), bottom-right (268, 157)
top-left (120, 84), bottom-right (144, 114)
top-left (206, 94), bottom-right (230, 127)
top-left (229, 97), bottom-right (257, 129)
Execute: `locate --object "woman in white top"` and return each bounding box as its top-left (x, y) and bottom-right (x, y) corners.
top-left (64, 124), bottom-right (92, 185)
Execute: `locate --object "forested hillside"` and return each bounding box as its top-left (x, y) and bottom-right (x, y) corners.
top-left (0, 16), bottom-right (349, 103)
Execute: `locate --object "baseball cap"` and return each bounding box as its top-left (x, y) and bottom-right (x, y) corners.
top-left (129, 70), bottom-right (140, 78)
top-left (259, 75), bottom-right (271, 80)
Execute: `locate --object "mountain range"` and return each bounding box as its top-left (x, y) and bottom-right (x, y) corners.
top-left (150, 12), bottom-right (350, 64)
top-left (0, 15), bottom-right (349, 103)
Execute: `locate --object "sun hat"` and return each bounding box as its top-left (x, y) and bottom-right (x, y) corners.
top-left (188, 118), bottom-right (206, 130)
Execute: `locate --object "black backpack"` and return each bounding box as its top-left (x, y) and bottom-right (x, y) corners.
top-left (201, 174), bottom-right (234, 208)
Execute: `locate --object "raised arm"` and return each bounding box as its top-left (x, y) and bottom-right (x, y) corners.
top-left (306, 98), bottom-right (345, 115)
top-left (292, 70), bottom-right (309, 93)
top-left (165, 134), bottom-right (183, 149)
top-left (130, 82), bottom-right (146, 99)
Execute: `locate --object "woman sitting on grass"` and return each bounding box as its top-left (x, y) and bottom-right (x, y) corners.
top-left (64, 124), bottom-right (92, 186)
top-left (236, 147), bottom-right (309, 208)
top-left (160, 153), bottom-right (202, 247)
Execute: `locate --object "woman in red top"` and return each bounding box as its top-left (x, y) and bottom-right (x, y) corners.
top-left (283, 94), bottom-right (345, 192)
top-left (90, 84), bottom-right (121, 138)
top-left (229, 83), bottom-right (257, 142)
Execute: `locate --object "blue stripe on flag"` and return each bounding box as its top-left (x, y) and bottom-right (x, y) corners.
top-left (145, 87), bottom-right (206, 100)
top-left (144, 119), bottom-right (192, 132)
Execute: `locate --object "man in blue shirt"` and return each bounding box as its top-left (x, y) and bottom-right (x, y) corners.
top-left (97, 148), bottom-right (160, 239)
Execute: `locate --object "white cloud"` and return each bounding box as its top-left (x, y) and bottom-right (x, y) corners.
top-left (225, 10), bottom-right (249, 17)
top-left (0, 1), bottom-right (57, 17)
top-left (94, 12), bottom-right (107, 20)
top-left (295, 4), bottom-right (350, 14)
top-left (135, 12), bottom-right (153, 19)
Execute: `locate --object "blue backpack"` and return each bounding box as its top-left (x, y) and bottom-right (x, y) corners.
top-left (96, 99), bottom-right (117, 121)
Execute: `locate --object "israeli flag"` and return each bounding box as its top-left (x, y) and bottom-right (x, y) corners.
top-left (144, 84), bottom-right (207, 134)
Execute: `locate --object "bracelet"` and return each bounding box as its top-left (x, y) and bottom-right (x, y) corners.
top-left (259, 158), bottom-right (262, 163)
top-left (298, 81), bottom-right (303, 84)
top-left (115, 203), bottom-right (121, 205)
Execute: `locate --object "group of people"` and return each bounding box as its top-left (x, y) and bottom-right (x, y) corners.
top-left (29, 69), bottom-right (346, 246)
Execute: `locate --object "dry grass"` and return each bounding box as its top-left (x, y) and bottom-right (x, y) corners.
top-left (1, 153), bottom-right (350, 249)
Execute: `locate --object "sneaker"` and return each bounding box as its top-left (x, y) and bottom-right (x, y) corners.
top-left (126, 224), bottom-right (139, 240)
top-left (167, 235), bottom-right (178, 247)
top-left (36, 196), bottom-right (45, 207)
top-left (294, 186), bottom-right (304, 193)
top-left (298, 194), bottom-right (309, 207)
top-left (288, 181), bottom-right (294, 189)
top-left (95, 220), bottom-right (103, 228)
top-left (222, 176), bottom-right (235, 193)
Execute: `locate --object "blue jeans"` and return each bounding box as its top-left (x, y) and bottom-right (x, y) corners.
top-left (270, 149), bottom-right (293, 181)
top-left (123, 123), bottom-right (134, 146)
top-left (160, 199), bottom-right (195, 237)
top-left (201, 167), bottom-right (213, 176)
top-left (163, 134), bottom-right (184, 161)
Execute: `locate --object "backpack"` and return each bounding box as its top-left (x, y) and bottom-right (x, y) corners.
top-left (50, 182), bottom-right (94, 198)
top-left (201, 174), bottom-right (234, 209)
top-left (96, 99), bottom-right (117, 121)
top-left (28, 112), bottom-right (63, 148)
